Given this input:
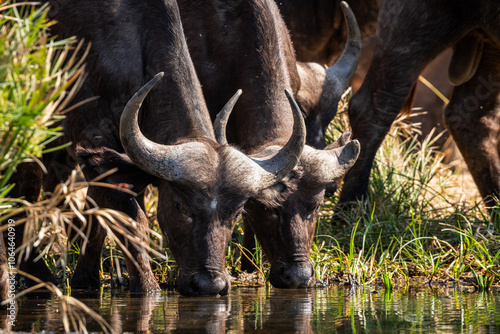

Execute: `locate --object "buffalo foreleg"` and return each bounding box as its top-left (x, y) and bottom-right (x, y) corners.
top-left (71, 185), bottom-right (160, 292)
top-left (339, 0), bottom-right (468, 203)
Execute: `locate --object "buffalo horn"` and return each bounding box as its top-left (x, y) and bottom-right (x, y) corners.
top-left (326, 1), bottom-right (361, 92)
top-left (249, 89), bottom-right (306, 190)
top-left (214, 89), bottom-right (242, 145)
top-left (120, 72), bottom-right (208, 181)
top-left (121, 76), bottom-right (305, 189)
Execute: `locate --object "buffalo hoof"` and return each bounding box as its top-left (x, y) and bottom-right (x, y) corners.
top-left (177, 270), bottom-right (230, 296)
top-left (20, 258), bottom-right (58, 287)
top-left (269, 261), bottom-right (314, 289)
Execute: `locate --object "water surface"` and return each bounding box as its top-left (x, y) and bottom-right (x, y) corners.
top-left (3, 287), bottom-right (499, 333)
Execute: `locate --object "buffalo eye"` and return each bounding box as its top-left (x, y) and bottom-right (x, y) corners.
top-left (304, 201), bottom-right (321, 215)
top-left (175, 201), bottom-right (187, 214)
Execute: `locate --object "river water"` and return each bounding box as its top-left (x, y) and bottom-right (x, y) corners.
top-left (3, 287), bottom-right (499, 333)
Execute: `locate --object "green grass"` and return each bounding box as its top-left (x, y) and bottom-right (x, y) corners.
top-left (309, 98), bottom-right (500, 290)
top-left (7, 73), bottom-right (499, 296)
top-left (0, 2), bottom-right (85, 197)
top-left (130, 91), bottom-right (499, 292)
top-left (2, 4), bottom-right (498, 334)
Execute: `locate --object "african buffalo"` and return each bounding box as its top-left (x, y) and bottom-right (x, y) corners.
top-left (178, 0), bottom-right (360, 288)
top-left (8, 0), bottom-right (306, 297)
top-left (276, 0), bottom-right (379, 67)
top-left (277, 0), bottom-right (458, 163)
top-left (339, 0), bottom-right (500, 207)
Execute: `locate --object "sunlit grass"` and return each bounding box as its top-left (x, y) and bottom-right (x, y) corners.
top-left (311, 92), bottom-right (499, 290)
top-left (0, 2), bottom-right (87, 196)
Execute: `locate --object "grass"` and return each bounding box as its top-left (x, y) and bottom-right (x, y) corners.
top-left (126, 89), bottom-right (498, 292)
top-left (310, 93), bottom-right (500, 290)
top-left (5, 81), bottom-right (499, 298)
top-left (0, 1), bottom-right (86, 197)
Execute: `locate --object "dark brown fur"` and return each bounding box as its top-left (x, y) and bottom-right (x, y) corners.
top-left (178, 0), bottom-right (359, 288)
top-left (339, 0), bottom-right (500, 207)
top-left (277, 0), bottom-right (457, 161)
top-left (9, 0), bottom-right (295, 297)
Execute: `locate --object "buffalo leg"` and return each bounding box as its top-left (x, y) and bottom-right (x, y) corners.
top-left (7, 162), bottom-right (57, 285)
top-left (1, 147), bottom-right (74, 291)
top-left (69, 190), bottom-right (106, 290)
top-left (444, 44), bottom-right (500, 207)
top-left (339, 0), bottom-right (468, 203)
top-left (71, 186), bottom-right (160, 292)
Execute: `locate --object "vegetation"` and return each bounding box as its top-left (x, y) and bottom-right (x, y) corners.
top-left (2, 3), bottom-right (499, 293)
top-left (115, 90), bottom-right (500, 293)
top-left (1, 3), bottom-right (112, 333)
top-left (0, 1), bottom-right (85, 197)
top-left (310, 91), bottom-right (500, 290)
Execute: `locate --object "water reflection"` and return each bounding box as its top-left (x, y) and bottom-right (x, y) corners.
top-left (2, 287), bottom-right (499, 333)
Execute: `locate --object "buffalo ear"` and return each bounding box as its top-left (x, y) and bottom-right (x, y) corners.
top-left (75, 145), bottom-right (154, 193)
top-left (449, 34), bottom-right (483, 86)
top-left (326, 130), bottom-right (352, 150)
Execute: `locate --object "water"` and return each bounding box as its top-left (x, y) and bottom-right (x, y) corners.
top-left (3, 287), bottom-right (499, 333)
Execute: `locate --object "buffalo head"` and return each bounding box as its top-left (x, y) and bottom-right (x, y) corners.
top-left (242, 2), bottom-right (361, 289)
top-left (245, 131), bottom-right (359, 288)
top-left (120, 73), bottom-right (306, 296)
top-left (296, 2), bottom-right (361, 149)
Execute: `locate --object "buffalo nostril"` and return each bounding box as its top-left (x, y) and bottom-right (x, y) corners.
top-left (270, 262), bottom-right (314, 289)
top-left (191, 272), bottom-right (228, 296)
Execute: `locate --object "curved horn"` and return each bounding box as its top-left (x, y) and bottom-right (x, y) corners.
top-left (214, 89), bottom-right (242, 145)
top-left (120, 72), bottom-right (208, 181)
top-left (326, 1), bottom-right (361, 90)
top-left (250, 89), bottom-right (306, 190)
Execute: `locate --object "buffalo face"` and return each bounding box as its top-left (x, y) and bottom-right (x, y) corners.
top-left (296, 1), bottom-right (361, 149)
top-left (246, 132), bottom-right (359, 289)
top-left (156, 176), bottom-right (247, 296)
